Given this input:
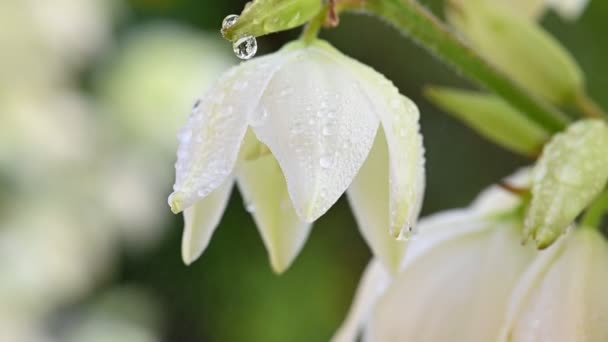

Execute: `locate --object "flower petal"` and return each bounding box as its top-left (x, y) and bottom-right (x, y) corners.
top-left (169, 51), bottom-right (296, 213)
top-left (347, 129), bottom-right (407, 273)
top-left (340, 58), bottom-right (425, 239)
top-left (503, 229), bottom-right (608, 341)
top-left (547, 0), bottom-right (590, 20)
top-left (181, 178), bottom-right (234, 265)
top-left (236, 132), bottom-right (313, 273)
top-left (332, 260), bottom-right (392, 342)
top-left (367, 222), bottom-right (534, 342)
top-left (252, 45), bottom-right (379, 222)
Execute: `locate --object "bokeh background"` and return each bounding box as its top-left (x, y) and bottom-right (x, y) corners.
top-left (1, 0), bottom-right (606, 341)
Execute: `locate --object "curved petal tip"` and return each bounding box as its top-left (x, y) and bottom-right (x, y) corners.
top-left (168, 192), bottom-right (184, 214)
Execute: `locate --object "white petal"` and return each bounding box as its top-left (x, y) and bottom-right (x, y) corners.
top-left (470, 167), bottom-right (531, 215)
top-left (504, 229), bottom-right (608, 341)
top-left (181, 178), bottom-right (234, 265)
top-left (367, 222), bottom-right (535, 342)
top-left (547, 0), bottom-right (590, 20)
top-left (347, 129), bottom-right (407, 272)
top-left (335, 53), bottom-right (425, 239)
top-left (236, 132), bottom-right (313, 273)
top-left (332, 260), bottom-right (392, 342)
top-left (169, 51), bottom-right (296, 213)
top-left (252, 45), bottom-right (379, 222)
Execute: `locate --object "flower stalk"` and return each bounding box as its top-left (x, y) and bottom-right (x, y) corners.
top-left (574, 92), bottom-right (608, 119)
top-left (351, 0), bottom-right (570, 132)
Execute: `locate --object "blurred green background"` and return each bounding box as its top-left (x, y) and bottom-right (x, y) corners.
top-left (0, 0), bottom-right (606, 341)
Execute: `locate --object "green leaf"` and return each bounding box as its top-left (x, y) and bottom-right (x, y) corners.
top-left (426, 87), bottom-right (549, 156)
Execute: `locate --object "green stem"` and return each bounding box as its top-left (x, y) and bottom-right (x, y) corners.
top-left (581, 190), bottom-right (608, 229)
top-left (574, 91), bottom-right (608, 119)
top-left (357, 0), bottom-right (570, 132)
top-left (301, 7), bottom-right (327, 44)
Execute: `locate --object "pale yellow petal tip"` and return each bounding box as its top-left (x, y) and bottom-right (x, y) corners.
top-left (269, 254), bottom-right (293, 275)
top-left (168, 192), bottom-right (184, 214)
top-left (389, 221), bottom-right (416, 242)
top-left (182, 252), bottom-right (195, 266)
top-left (181, 241), bottom-right (202, 266)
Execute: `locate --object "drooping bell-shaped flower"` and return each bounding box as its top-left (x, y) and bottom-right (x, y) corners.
top-left (333, 170), bottom-right (536, 341)
top-left (499, 228), bottom-right (608, 341)
top-left (169, 39), bottom-right (425, 273)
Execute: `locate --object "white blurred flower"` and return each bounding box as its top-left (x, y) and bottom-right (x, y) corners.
top-left (546, 0), bottom-right (591, 20)
top-left (61, 286), bottom-right (162, 342)
top-left (499, 228), bottom-right (608, 341)
top-left (169, 39), bottom-right (425, 273)
top-left (95, 23), bottom-right (232, 150)
top-left (0, 90), bottom-right (97, 169)
top-left (0, 0), bottom-right (115, 91)
top-left (333, 171), bottom-right (536, 342)
top-left (0, 203), bottom-right (114, 317)
top-left (449, 0), bottom-right (590, 20)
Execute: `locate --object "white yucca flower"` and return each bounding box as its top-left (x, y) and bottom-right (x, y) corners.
top-left (169, 39), bottom-right (425, 273)
top-left (335, 168), bottom-right (608, 341)
top-left (499, 228), bottom-right (608, 341)
top-left (333, 171), bottom-right (536, 341)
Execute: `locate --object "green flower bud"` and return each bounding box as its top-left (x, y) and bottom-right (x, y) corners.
top-left (525, 119), bottom-right (608, 248)
top-left (446, 1), bottom-right (584, 106)
top-left (425, 86), bottom-right (549, 156)
top-left (221, 0), bottom-right (323, 42)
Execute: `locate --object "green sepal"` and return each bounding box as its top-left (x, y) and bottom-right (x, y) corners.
top-left (222, 0), bottom-right (323, 41)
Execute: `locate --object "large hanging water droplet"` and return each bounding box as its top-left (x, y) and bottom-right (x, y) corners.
top-left (233, 36), bottom-right (258, 60)
top-left (222, 14), bottom-right (239, 31)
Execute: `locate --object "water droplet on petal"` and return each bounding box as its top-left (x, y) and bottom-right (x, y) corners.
top-left (233, 36), bottom-right (257, 60)
top-left (192, 99), bottom-right (201, 110)
top-left (391, 99), bottom-right (401, 109)
top-left (319, 156), bottom-right (332, 169)
top-left (177, 128), bottom-right (192, 143)
top-left (222, 14), bottom-right (239, 31)
top-left (250, 108), bottom-right (269, 126)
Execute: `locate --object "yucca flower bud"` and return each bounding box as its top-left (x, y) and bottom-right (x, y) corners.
top-left (525, 119), bottom-right (608, 248)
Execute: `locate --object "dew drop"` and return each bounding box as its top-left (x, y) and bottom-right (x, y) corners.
top-left (233, 36), bottom-right (257, 60)
top-left (391, 99), bottom-right (401, 109)
top-left (177, 129), bottom-right (192, 143)
top-left (245, 202), bottom-right (256, 213)
top-left (250, 108), bottom-right (269, 126)
top-left (222, 14), bottom-right (239, 31)
top-left (319, 155), bottom-right (332, 169)
top-left (192, 99), bottom-right (201, 110)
